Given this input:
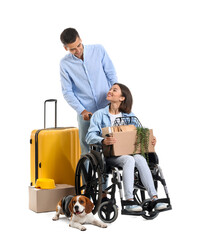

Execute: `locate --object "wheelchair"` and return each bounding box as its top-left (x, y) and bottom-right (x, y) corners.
top-left (75, 116), bottom-right (172, 223)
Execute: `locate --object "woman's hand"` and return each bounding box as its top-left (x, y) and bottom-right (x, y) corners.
top-left (152, 136), bottom-right (157, 146)
top-left (102, 136), bottom-right (117, 145)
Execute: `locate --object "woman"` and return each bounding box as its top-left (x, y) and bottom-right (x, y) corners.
top-left (86, 83), bottom-right (167, 212)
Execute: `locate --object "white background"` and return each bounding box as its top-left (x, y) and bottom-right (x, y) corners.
top-left (1, 0), bottom-right (199, 239)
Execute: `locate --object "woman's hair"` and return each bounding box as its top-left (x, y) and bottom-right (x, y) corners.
top-left (114, 83), bottom-right (133, 114)
top-left (60, 28), bottom-right (80, 45)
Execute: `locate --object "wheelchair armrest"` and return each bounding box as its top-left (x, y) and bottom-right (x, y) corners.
top-left (89, 144), bottom-right (106, 172)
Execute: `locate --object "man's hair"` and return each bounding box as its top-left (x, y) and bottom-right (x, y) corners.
top-left (60, 28), bottom-right (80, 45)
top-left (114, 83), bottom-right (133, 114)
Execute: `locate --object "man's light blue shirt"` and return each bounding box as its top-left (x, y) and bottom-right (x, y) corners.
top-left (60, 44), bottom-right (118, 115)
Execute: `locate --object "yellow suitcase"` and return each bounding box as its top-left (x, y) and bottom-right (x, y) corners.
top-left (30, 99), bottom-right (81, 186)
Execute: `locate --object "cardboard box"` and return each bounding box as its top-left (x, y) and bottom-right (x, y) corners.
top-left (102, 126), bottom-right (155, 157)
top-left (29, 184), bottom-right (75, 213)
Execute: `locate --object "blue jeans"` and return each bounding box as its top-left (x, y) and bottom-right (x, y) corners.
top-left (106, 154), bottom-right (157, 200)
top-left (77, 114), bottom-right (90, 156)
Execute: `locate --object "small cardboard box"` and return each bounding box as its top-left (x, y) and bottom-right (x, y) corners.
top-left (102, 125), bottom-right (155, 157)
top-left (29, 184), bottom-right (75, 213)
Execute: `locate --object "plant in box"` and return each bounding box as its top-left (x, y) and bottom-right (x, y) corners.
top-left (134, 127), bottom-right (150, 162)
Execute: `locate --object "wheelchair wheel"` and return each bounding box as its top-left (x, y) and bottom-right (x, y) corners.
top-left (98, 201), bottom-right (118, 223)
top-left (75, 153), bottom-right (102, 214)
top-left (141, 199), bottom-right (159, 220)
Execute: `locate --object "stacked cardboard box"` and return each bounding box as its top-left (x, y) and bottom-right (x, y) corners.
top-left (29, 184), bottom-right (75, 213)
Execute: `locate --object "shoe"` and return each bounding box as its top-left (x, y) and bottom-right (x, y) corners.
top-left (155, 202), bottom-right (168, 211)
top-left (125, 204), bottom-right (143, 212)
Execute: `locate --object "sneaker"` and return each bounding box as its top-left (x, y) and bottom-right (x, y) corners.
top-left (155, 202), bottom-right (168, 211)
top-left (126, 204), bottom-right (143, 212)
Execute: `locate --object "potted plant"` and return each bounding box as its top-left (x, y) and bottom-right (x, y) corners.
top-left (134, 127), bottom-right (150, 162)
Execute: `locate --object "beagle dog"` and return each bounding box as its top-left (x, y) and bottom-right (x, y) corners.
top-left (52, 195), bottom-right (107, 231)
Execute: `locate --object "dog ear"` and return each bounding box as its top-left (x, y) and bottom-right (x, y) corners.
top-left (85, 197), bottom-right (94, 214)
top-left (68, 198), bottom-right (74, 213)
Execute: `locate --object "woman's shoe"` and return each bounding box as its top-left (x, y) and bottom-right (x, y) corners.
top-left (125, 204), bottom-right (143, 212)
top-left (152, 196), bottom-right (167, 211)
top-left (155, 202), bottom-right (167, 211)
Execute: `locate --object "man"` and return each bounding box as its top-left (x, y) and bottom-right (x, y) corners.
top-left (60, 28), bottom-right (117, 156)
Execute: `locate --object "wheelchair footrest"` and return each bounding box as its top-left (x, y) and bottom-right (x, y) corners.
top-left (150, 198), bottom-right (171, 209)
top-left (121, 209), bottom-right (145, 216)
top-left (142, 198), bottom-right (172, 213)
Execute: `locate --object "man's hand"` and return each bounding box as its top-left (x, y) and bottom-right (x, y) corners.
top-left (81, 110), bottom-right (92, 121)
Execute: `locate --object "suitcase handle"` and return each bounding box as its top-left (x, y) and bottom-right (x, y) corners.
top-left (44, 99), bottom-right (57, 128)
